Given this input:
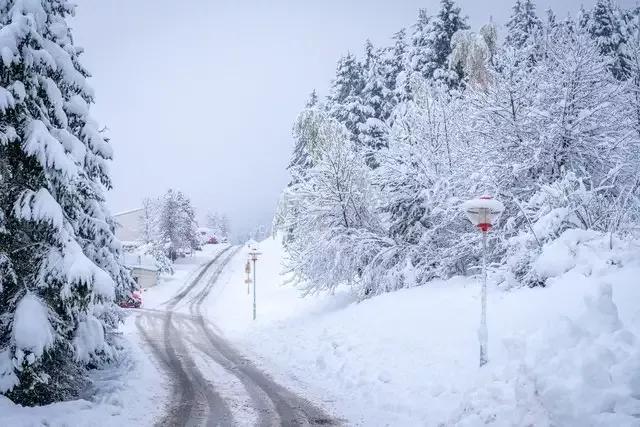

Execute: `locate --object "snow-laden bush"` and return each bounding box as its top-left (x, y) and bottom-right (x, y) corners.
top-left (500, 172), bottom-right (640, 287)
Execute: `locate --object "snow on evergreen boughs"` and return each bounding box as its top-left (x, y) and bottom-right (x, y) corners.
top-left (581, 0), bottom-right (632, 80)
top-left (0, 0), bottom-right (133, 405)
top-left (327, 53), bottom-right (367, 143)
top-left (505, 0), bottom-right (542, 49)
top-left (425, 0), bottom-right (469, 88)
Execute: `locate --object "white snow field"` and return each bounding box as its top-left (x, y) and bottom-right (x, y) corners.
top-left (0, 245), bottom-right (228, 427)
top-left (204, 233), bottom-right (640, 426)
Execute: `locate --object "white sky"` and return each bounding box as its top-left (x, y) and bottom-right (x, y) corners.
top-left (70, 0), bottom-right (630, 239)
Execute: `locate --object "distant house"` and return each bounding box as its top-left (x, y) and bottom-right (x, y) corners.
top-left (114, 208), bottom-right (159, 287)
top-left (114, 208), bottom-right (145, 243)
top-left (123, 251), bottom-right (159, 289)
top-left (197, 227), bottom-right (217, 244)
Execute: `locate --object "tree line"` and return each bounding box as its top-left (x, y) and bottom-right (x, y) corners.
top-left (277, 0), bottom-right (640, 299)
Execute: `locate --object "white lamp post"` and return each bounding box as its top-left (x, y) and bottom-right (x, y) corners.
top-left (462, 195), bottom-right (504, 367)
top-left (248, 247), bottom-right (262, 320)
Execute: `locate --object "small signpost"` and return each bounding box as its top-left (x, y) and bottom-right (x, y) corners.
top-left (244, 260), bottom-right (251, 295)
top-left (462, 195), bottom-right (505, 367)
top-left (248, 246), bottom-right (262, 320)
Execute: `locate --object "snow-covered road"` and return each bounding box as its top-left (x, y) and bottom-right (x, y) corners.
top-left (133, 245), bottom-right (337, 426)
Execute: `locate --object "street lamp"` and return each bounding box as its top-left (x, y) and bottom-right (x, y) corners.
top-left (248, 246), bottom-right (262, 320)
top-left (462, 195), bottom-right (504, 367)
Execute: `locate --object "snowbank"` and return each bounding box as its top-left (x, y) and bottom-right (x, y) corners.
top-left (206, 232), bottom-right (640, 426)
top-left (0, 315), bottom-right (168, 426)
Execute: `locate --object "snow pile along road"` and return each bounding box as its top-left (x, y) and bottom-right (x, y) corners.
top-left (206, 233), bottom-right (640, 426)
top-left (0, 314), bottom-right (168, 426)
top-left (0, 246), bottom-right (232, 426)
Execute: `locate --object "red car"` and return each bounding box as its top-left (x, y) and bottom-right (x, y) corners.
top-left (119, 290), bottom-right (143, 308)
top-left (207, 236), bottom-right (218, 244)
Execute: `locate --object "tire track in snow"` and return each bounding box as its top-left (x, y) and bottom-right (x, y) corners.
top-left (136, 246), bottom-right (234, 426)
top-left (136, 244), bottom-right (339, 426)
top-left (190, 248), bottom-right (339, 426)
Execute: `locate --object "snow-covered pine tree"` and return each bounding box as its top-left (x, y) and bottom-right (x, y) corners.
top-left (408, 9), bottom-right (432, 81)
top-left (505, 0), bottom-right (542, 49)
top-left (582, 0), bottom-right (632, 80)
top-left (177, 192), bottom-right (198, 249)
top-left (0, 0), bottom-right (132, 405)
top-left (424, 0), bottom-right (469, 89)
top-left (306, 89), bottom-right (318, 108)
top-left (359, 42), bottom-right (390, 166)
top-left (327, 53), bottom-right (367, 143)
top-left (383, 28), bottom-right (408, 113)
top-left (545, 8), bottom-right (558, 29)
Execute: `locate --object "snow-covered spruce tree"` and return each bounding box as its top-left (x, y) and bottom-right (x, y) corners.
top-left (327, 53), bottom-right (367, 144)
top-left (582, 0), bottom-right (631, 80)
top-left (505, 0), bottom-right (542, 49)
top-left (0, 0), bottom-right (133, 405)
top-left (359, 42), bottom-right (391, 167)
top-left (423, 0), bottom-right (469, 89)
top-left (382, 28), bottom-right (408, 113)
top-left (408, 8), bottom-right (432, 82)
top-left (178, 192), bottom-right (199, 249)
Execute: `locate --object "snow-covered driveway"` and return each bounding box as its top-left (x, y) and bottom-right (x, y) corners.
top-left (134, 245), bottom-right (337, 426)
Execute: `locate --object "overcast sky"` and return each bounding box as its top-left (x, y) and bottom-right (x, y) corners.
top-left (70, 0), bottom-right (629, 239)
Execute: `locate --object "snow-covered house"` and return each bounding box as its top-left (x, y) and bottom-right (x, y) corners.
top-left (197, 227), bottom-right (217, 244)
top-left (114, 208), bottom-right (145, 243)
top-left (123, 252), bottom-right (159, 288)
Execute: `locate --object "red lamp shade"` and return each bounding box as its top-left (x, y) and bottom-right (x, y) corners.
top-left (462, 195), bottom-right (505, 232)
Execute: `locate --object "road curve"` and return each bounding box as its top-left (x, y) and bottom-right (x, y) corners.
top-left (134, 246), bottom-right (339, 426)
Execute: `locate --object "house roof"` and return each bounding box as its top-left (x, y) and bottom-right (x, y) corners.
top-left (114, 207), bottom-right (143, 218)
